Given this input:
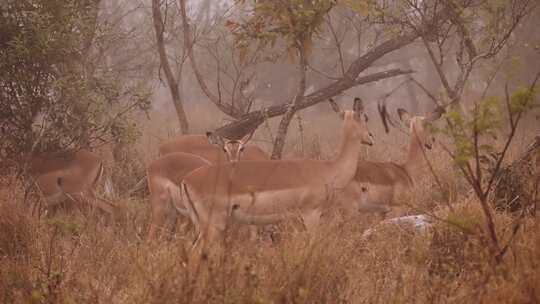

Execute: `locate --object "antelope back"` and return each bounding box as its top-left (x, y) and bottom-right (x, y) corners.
top-left (147, 152), bottom-right (211, 187)
top-left (159, 134), bottom-right (268, 163)
top-left (30, 150), bottom-right (103, 198)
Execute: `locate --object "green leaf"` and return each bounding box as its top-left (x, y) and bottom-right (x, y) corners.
top-left (509, 87), bottom-right (536, 114)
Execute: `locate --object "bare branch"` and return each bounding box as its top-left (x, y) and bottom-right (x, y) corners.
top-left (179, 0), bottom-right (243, 118)
top-left (218, 68), bottom-right (415, 135)
top-left (152, 0), bottom-right (189, 133)
top-left (326, 14), bottom-right (346, 76)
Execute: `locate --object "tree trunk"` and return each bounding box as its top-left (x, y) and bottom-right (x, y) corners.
top-left (152, 0), bottom-right (189, 134)
top-left (271, 43), bottom-right (308, 159)
top-left (271, 109), bottom-right (297, 159)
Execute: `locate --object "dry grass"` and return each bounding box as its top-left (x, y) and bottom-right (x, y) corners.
top-left (1, 170), bottom-right (540, 303)
top-left (2, 111), bottom-right (539, 303)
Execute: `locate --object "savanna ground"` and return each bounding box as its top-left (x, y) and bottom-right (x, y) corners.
top-left (1, 109), bottom-right (539, 304)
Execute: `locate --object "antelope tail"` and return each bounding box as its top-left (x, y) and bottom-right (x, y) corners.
top-left (128, 176), bottom-right (148, 196)
top-left (167, 185), bottom-right (189, 217)
top-left (92, 163), bottom-right (105, 189)
top-left (56, 176), bottom-right (77, 203)
top-left (180, 182), bottom-right (202, 241)
top-left (180, 183), bottom-right (199, 223)
top-left (89, 166), bottom-right (121, 209)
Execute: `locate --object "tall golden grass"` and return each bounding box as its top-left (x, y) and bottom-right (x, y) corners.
top-left (1, 111), bottom-right (539, 303)
top-left (0, 163), bottom-right (540, 303)
top-left (1, 181), bottom-right (539, 303)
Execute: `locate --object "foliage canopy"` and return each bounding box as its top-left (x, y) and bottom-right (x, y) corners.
top-left (0, 0), bottom-right (149, 163)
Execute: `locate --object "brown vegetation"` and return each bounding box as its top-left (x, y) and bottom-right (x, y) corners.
top-left (2, 126), bottom-right (539, 303)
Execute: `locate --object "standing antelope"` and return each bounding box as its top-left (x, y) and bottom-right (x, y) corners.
top-left (339, 107), bottom-right (442, 215)
top-left (146, 152), bottom-right (211, 240)
top-left (180, 100), bottom-right (374, 247)
top-left (28, 149), bottom-right (117, 217)
top-left (147, 132), bottom-right (269, 240)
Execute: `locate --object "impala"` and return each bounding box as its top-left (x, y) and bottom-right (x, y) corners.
top-left (339, 107), bottom-right (443, 215)
top-left (158, 132), bottom-right (268, 163)
top-left (28, 149), bottom-right (118, 217)
top-left (146, 152), bottom-right (211, 239)
top-left (147, 132), bottom-right (268, 239)
top-left (180, 99), bottom-right (374, 247)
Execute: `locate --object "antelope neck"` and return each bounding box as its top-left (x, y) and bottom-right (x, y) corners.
top-left (403, 125), bottom-right (425, 180)
top-left (330, 118), bottom-right (362, 189)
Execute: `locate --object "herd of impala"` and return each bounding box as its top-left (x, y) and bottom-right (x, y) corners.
top-left (25, 97), bottom-right (444, 248)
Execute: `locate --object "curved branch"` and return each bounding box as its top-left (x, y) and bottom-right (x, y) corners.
top-left (179, 0), bottom-right (243, 118)
top-left (217, 68), bottom-right (415, 137)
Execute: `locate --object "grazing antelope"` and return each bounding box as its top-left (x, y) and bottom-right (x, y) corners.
top-left (28, 150), bottom-right (117, 217)
top-left (180, 100), bottom-right (374, 247)
top-left (339, 107), bottom-right (443, 215)
top-left (146, 152), bottom-right (211, 240)
top-left (158, 132), bottom-right (268, 163)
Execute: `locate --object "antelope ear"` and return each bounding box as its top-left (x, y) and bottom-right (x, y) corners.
top-left (378, 103), bottom-right (390, 133)
top-left (397, 108), bottom-right (412, 126)
top-left (206, 131), bottom-right (223, 146)
top-left (328, 98), bottom-right (342, 114)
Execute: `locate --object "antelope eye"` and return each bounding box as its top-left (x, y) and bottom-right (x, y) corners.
top-left (222, 147), bottom-right (227, 152)
top-left (240, 147), bottom-right (245, 152)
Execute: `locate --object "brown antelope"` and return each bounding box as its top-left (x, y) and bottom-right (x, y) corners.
top-left (146, 132), bottom-right (269, 240)
top-left (27, 150), bottom-right (117, 217)
top-left (146, 152), bottom-right (211, 240)
top-left (158, 132), bottom-right (268, 163)
top-left (339, 107), bottom-right (442, 215)
top-left (179, 100), bottom-right (374, 247)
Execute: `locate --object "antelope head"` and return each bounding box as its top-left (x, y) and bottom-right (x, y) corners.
top-left (329, 97), bottom-right (375, 146)
top-left (353, 97), bottom-right (374, 146)
top-left (397, 107), bottom-right (444, 150)
top-left (206, 131), bottom-right (254, 162)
